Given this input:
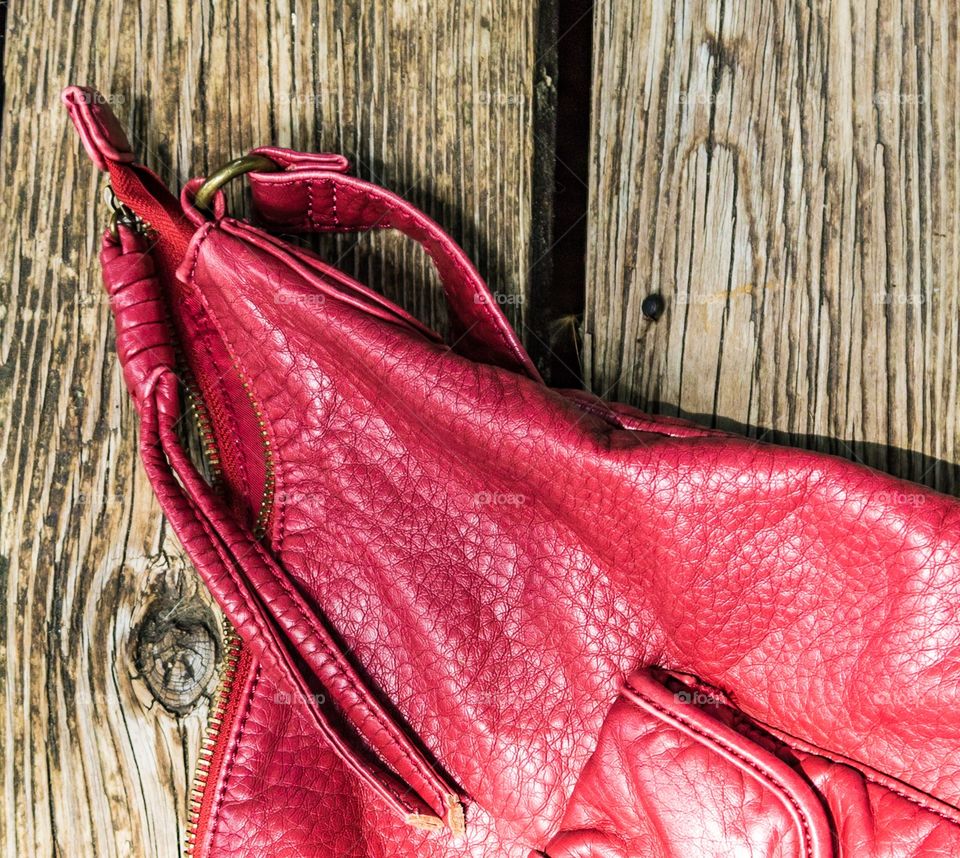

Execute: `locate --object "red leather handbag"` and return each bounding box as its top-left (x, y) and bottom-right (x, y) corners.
top-left (63, 85), bottom-right (960, 858)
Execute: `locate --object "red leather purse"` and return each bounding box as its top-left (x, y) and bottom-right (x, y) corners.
top-left (64, 85), bottom-right (960, 858)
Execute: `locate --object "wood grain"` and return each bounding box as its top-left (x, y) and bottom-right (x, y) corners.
top-left (585, 0), bottom-right (960, 492)
top-left (0, 2), bottom-right (546, 855)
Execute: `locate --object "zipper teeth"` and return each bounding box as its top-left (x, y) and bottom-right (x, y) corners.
top-left (183, 362), bottom-right (275, 856)
top-left (182, 370), bottom-right (224, 489)
top-left (238, 363), bottom-right (276, 540)
top-left (185, 621), bottom-right (242, 855)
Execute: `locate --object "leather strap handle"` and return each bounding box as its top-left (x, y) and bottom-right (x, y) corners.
top-left (61, 86), bottom-right (196, 287)
top-left (245, 146), bottom-right (541, 381)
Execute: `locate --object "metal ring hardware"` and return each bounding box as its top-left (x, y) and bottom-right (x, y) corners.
top-left (193, 154), bottom-right (279, 213)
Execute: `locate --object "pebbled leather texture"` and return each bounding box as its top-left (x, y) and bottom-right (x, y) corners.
top-left (66, 87), bottom-right (960, 858)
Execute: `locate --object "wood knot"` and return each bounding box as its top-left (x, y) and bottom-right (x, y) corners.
top-left (134, 590), bottom-right (220, 714)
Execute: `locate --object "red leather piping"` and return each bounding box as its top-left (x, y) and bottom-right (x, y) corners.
top-left (145, 362), bottom-right (446, 822)
top-left (757, 719), bottom-right (960, 826)
top-left (100, 223), bottom-right (462, 830)
top-left (623, 672), bottom-right (835, 858)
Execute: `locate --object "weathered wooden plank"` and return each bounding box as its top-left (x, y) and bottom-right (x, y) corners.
top-left (0, 2), bottom-right (547, 854)
top-left (585, 0), bottom-right (960, 492)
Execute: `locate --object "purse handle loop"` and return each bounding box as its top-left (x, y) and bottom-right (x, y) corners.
top-left (238, 146), bottom-right (542, 381)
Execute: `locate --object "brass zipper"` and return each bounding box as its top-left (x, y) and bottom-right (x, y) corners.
top-left (238, 361), bottom-right (276, 540)
top-left (182, 362), bottom-right (276, 856)
top-left (184, 621), bottom-right (242, 854)
top-left (182, 373), bottom-right (224, 489)
top-left (183, 368), bottom-right (234, 857)
top-left (103, 188), bottom-right (275, 856)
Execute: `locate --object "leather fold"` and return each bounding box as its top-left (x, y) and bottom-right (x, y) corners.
top-left (61, 85), bottom-right (135, 170)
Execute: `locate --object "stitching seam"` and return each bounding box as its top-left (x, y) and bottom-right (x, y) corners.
top-left (306, 179), bottom-right (314, 231)
top-left (144, 396), bottom-right (428, 827)
top-left (194, 324), bottom-right (252, 500)
top-left (154, 396), bottom-right (418, 817)
top-left (768, 731), bottom-right (960, 826)
top-left (181, 223), bottom-right (253, 501)
top-left (240, 533), bottom-right (446, 806)
top-left (329, 178), bottom-right (339, 227)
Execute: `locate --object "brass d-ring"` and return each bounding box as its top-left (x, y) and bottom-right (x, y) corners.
top-left (194, 154), bottom-right (279, 213)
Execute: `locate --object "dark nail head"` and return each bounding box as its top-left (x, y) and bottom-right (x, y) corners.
top-left (641, 293), bottom-right (665, 321)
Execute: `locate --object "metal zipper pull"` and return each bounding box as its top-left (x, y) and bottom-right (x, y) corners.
top-left (103, 184), bottom-right (149, 238)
